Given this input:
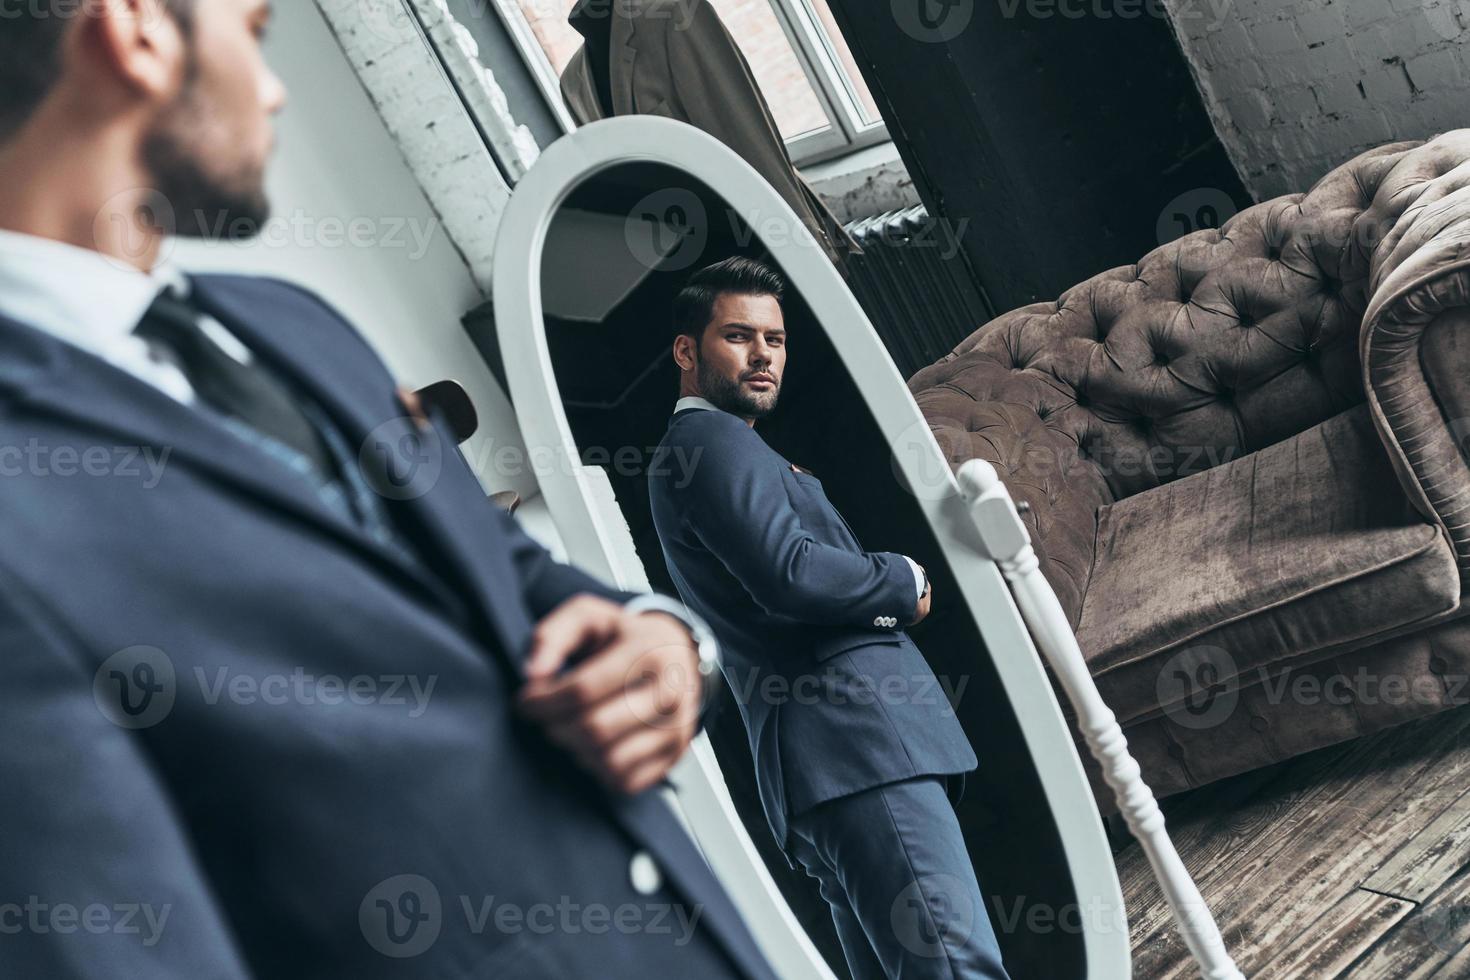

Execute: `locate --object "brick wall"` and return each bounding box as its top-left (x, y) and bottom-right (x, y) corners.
top-left (1167, 0), bottom-right (1470, 198)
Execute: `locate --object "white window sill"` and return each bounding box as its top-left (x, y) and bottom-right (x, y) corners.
top-left (799, 140), bottom-right (922, 224)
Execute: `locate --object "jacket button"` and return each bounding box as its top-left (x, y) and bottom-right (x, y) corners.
top-left (873, 616), bottom-right (883, 627)
top-left (630, 851), bottom-right (662, 896)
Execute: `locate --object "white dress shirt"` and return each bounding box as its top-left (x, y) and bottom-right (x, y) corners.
top-left (672, 395), bottom-right (927, 603)
top-left (0, 228), bottom-right (254, 405)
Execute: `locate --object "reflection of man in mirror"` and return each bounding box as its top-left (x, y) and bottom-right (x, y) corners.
top-left (649, 257), bottom-right (1010, 979)
top-left (0, 4), bottom-right (773, 977)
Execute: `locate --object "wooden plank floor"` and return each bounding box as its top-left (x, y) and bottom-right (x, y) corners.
top-left (1113, 705), bottom-right (1470, 978)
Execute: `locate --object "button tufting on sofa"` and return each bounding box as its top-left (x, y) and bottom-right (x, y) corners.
top-left (907, 130), bottom-right (1470, 805)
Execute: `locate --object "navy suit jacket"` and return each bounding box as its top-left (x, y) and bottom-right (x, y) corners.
top-left (0, 276), bottom-right (775, 979)
top-left (648, 407), bottom-right (977, 856)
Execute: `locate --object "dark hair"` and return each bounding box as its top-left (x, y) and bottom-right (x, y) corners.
top-left (672, 256), bottom-right (787, 343)
top-left (0, 1), bottom-right (194, 143)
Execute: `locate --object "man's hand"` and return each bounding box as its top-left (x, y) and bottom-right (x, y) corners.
top-left (910, 565), bottom-right (932, 626)
top-left (517, 595), bottom-right (702, 795)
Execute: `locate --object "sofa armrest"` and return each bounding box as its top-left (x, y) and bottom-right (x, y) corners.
top-left (1362, 188), bottom-right (1470, 593)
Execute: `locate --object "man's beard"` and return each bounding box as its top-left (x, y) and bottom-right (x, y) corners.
top-left (140, 67), bottom-right (271, 242)
top-left (696, 352), bottom-right (779, 419)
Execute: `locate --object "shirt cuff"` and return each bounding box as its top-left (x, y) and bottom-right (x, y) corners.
top-left (903, 556), bottom-right (926, 601)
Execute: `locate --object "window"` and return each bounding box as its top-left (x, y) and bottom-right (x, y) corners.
top-left (500, 0), bottom-right (887, 166)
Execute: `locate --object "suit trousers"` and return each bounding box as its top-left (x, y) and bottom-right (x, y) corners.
top-left (788, 776), bottom-right (1010, 980)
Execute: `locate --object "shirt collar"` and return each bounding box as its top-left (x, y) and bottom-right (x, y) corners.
top-left (0, 228), bottom-right (179, 353)
top-left (673, 395), bottom-right (725, 417)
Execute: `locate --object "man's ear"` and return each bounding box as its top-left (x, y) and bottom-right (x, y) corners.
top-left (80, 0), bottom-right (190, 102)
top-left (672, 334), bottom-right (697, 373)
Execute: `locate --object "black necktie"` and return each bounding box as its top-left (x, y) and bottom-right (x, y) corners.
top-left (134, 288), bottom-right (333, 476)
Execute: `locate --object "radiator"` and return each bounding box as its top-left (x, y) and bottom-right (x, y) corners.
top-left (842, 204), bottom-right (993, 380)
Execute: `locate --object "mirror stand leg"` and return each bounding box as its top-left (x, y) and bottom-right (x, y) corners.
top-left (957, 460), bottom-right (1244, 980)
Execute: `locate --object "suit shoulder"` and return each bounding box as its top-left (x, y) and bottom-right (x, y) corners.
top-left (192, 274), bottom-right (383, 362)
top-left (658, 412), bottom-right (775, 493)
top-left (193, 274), bottom-right (343, 320)
top-left (664, 409), bottom-right (756, 448)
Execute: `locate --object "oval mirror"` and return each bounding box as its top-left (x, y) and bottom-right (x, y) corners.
top-left (488, 115), bottom-right (1132, 978)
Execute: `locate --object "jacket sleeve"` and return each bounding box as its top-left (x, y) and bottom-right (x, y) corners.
top-left (0, 567), bottom-right (252, 979)
top-left (490, 503), bottom-right (642, 620)
top-left (678, 416), bottom-right (916, 628)
top-left (429, 422), bottom-right (642, 621)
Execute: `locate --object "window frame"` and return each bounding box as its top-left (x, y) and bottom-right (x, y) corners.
top-left (493, 0), bottom-right (889, 167)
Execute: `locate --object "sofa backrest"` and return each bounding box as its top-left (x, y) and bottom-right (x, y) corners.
top-left (909, 135), bottom-right (1459, 627)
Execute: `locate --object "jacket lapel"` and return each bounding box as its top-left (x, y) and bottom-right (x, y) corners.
top-left (561, 46), bottom-right (604, 124)
top-left (0, 307), bottom-right (358, 540)
top-left (0, 294), bottom-right (461, 624)
top-left (611, 12), bottom-right (639, 116)
top-left (188, 276), bottom-right (531, 664)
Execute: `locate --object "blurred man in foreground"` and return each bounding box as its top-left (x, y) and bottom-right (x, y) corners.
top-left (0, 2), bottom-right (772, 976)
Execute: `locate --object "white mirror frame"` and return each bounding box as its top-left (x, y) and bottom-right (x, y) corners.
top-left (492, 115), bottom-right (1134, 978)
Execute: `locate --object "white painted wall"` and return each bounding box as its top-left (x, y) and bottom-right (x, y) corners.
top-left (172, 1), bottom-right (570, 551)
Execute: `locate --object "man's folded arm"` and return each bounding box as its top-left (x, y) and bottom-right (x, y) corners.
top-left (679, 424), bottom-right (916, 629)
top-left (491, 502), bottom-right (641, 618)
top-left (0, 568), bottom-right (252, 979)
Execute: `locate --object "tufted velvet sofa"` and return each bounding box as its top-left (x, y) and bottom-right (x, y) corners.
top-left (909, 131), bottom-right (1470, 804)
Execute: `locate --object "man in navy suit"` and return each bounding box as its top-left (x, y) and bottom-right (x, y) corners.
top-left (0, 2), bottom-right (775, 977)
top-left (648, 258), bottom-right (1010, 979)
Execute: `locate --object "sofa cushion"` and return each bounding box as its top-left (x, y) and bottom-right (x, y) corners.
top-left (1077, 403), bottom-right (1460, 725)
top-left (907, 139), bottom-right (1464, 626)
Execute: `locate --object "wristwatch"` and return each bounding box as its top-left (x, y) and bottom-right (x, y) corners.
top-left (623, 594), bottom-right (722, 721)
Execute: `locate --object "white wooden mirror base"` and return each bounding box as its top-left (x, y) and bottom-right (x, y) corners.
top-left (957, 461), bottom-right (1244, 980)
top-left (493, 115), bottom-right (1138, 977)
